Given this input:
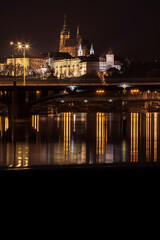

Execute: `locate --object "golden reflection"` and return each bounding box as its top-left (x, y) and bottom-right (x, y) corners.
top-left (48, 106), bottom-right (55, 118)
top-left (0, 116), bottom-right (2, 138)
top-left (32, 115), bottom-right (39, 132)
top-left (146, 112), bottom-right (151, 161)
top-left (96, 112), bottom-right (105, 162)
top-left (5, 117), bottom-right (9, 132)
top-left (154, 113), bottom-right (158, 162)
top-left (122, 139), bottom-right (126, 162)
top-left (0, 116), bottom-right (9, 138)
top-left (130, 89), bottom-right (139, 94)
top-left (64, 112), bottom-right (71, 163)
top-left (15, 143), bottom-right (29, 167)
top-left (57, 114), bottom-right (60, 128)
top-left (36, 90), bottom-right (41, 100)
top-left (130, 113), bottom-right (139, 162)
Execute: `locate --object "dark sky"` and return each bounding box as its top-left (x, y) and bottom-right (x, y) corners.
top-left (0, 0), bottom-right (160, 61)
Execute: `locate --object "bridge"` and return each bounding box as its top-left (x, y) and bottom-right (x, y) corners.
top-left (1, 77), bottom-right (160, 118)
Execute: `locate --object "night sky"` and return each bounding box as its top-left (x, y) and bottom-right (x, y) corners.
top-left (0, 0), bottom-right (160, 61)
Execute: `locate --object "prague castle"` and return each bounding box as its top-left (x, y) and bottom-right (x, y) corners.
top-left (2, 16), bottom-right (121, 78)
top-left (59, 15), bottom-right (91, 57)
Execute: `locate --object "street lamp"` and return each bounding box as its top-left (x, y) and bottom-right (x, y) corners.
top-left (9, 42), bottom-right (30, 84)
top-left (10, 41), bottom-right (16, 77)
top-left (18, 43), bottom-right (30, 85)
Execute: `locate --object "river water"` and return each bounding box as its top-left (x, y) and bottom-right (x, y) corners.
top-left (0, 112), bottom-right (160, 168)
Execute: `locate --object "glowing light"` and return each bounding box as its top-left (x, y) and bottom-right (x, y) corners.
top-left (131, 89), bottom-right (139, 94)
top-left (96, 90), bottom-right (105, 94)
top-left (17, 42), bottom-right (30, 85)
top-left (70, 87), bottom-right (74, 91)
top-left (10, 41), bottom-right (14, 45)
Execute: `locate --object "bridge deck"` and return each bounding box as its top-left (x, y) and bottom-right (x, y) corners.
top-left (1, 77), bottom-right (160, 87)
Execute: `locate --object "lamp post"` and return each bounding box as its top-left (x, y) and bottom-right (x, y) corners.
top-left (18, 43), bottom-right (29, 85)
top-left (9, 42), bottom-right (30, 85)
top-left (10, 41), bottom-right (16, 77)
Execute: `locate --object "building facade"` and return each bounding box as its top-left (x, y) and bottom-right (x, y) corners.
top-left (52, 55), bottom-right (101, 79)
top-left (53, 57), bottom-right (81, 79)
top-left (6, 54), bottom-right (47, 76)
top-left (52, 48), bottom-right (122, 79)
top-left (0, 58), bottom-right (6, 73)
top-left (106, 48), bottom-right (122, 71)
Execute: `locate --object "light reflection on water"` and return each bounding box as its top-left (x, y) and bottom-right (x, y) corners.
top-left (0, 112), bottom-right (160, 168)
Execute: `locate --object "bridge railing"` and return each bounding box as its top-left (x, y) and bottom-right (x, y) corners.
top-left (123, 91), bottom-right (160, 100)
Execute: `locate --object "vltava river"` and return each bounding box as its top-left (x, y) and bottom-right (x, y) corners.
top-left (0, 112), bottom-right (160, 168)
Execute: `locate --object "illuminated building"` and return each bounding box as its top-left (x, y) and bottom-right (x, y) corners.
top-left (59, 15), bottom-right (91, 57)
top-left (53, 55), bottom-right (100, 79)
top-left (106, 48), bottom-right (115, 69)
top-left (29, 55), bottom-right (47, 71)
top-left (7, 56), bottom-right (30, 75)
top-left (6, 54), bottom-right (47, 76)
top-left (53, 48), bottom-right (121, 78)
top-left (50, 17), bottom-right (122, 78)
top-left (100, 48), bottom-right (122, 72)
top-left (53, 56), bottom-right (81, 78)
top-left (0, 58), bottom-right (5, 73)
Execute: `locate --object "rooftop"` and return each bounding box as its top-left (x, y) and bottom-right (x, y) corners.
top-left (48, 52), bottom-right (72, 60)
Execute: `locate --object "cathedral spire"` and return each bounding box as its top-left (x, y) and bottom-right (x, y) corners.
top-left (63, 14), bottom-right (67, 31)
top-left (59, 14), bottom-right (70, 52)
top-left (90, 44), bottom-right (94, 55)
top-left (77, 25), bottom-right (79, 36)
top-left (78, 44), bottom-right (83, 56)
top-left (76, 25), bottom-right (81, 40)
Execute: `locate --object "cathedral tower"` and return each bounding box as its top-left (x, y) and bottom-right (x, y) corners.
top-left (59, 16), bottom-right (91, 57)
top-left (59, 15), bottom-right (70, 52)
